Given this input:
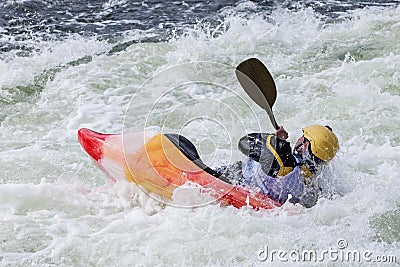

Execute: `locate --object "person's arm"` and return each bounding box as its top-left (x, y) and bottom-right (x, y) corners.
top-left (253, 167), bottom-right (304, 204)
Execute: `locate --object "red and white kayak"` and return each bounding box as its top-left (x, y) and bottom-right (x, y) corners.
top-left (78, 128), bottom-right (281, 210)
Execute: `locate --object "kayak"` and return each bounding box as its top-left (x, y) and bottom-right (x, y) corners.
top-left (78, 128), bottom-right (281, 210)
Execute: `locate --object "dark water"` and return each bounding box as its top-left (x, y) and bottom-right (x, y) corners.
top-left (1, 0), bottom-right (399, 54)
top-left (1, 0), bottom-right (241, 53)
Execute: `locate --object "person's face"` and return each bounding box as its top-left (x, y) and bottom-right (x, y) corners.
top-left (294, 135), bottom-right (310, 155)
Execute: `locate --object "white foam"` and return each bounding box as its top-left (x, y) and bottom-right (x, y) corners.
top-left (1, 3), bottom-right (399, 265)
top-left (0, 37), bottom-right (113, 88)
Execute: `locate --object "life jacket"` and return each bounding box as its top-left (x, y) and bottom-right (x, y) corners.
top-left (238, 133), bottom-right (298, 178)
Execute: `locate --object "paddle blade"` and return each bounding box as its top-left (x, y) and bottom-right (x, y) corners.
top-left (235, 58), bottom-right (277, 108)
top-left (235, 58), bottom-right (279, 130)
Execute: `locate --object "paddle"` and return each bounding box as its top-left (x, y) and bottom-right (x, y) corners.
top-left (235, 58), bottom-right (279, 130)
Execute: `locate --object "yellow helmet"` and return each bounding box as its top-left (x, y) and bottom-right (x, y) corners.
top-left (302, 125), bottom-right (339, 162)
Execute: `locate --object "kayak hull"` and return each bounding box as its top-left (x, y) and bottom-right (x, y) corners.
top-left (78, 128), bottom-right (281, 210)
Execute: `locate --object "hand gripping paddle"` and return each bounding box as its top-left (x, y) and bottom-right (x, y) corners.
top-left (235, 58), bottom-right (279, 130)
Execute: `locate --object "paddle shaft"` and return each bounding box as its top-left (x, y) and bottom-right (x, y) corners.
top-left (264, 105), bottom-right (279, 130)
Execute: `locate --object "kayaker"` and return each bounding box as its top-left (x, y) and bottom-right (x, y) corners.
top-left (215, 124), bottom-right (339, 208)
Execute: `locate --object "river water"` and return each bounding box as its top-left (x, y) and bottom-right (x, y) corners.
top-left (0, 0), bottom-right (399, 266)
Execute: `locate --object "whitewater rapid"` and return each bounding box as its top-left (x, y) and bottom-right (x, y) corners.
top-left (0, 2), bottom-right (399, 266)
